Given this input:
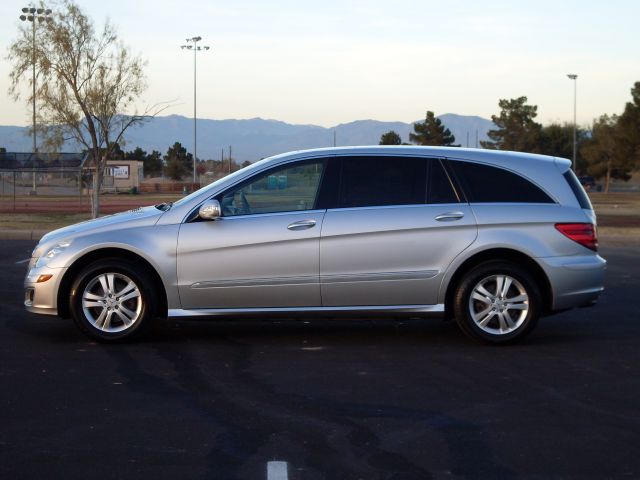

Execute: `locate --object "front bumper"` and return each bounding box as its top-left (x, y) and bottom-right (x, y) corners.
top-left (538, 253), bottom-right (607, 311)
top-left (24, 261), bottom-right (67, 316)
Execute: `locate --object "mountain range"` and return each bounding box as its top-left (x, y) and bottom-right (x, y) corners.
top-left (0, 113), bottom-right (494, 162)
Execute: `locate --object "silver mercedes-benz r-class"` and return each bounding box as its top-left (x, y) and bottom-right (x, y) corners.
top-left (24, 146), bottom-right (606, 343)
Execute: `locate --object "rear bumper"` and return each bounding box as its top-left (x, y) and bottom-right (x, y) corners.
top-left (538, 254), bottom-right (606, 311)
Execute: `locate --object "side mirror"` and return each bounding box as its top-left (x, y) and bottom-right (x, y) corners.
top-left (198, 199), bottom-right (221, 221)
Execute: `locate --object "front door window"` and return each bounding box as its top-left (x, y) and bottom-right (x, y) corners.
top-left (220, 161), bottom-right (324, 216)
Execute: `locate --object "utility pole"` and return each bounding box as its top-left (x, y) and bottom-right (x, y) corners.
top-left (181, 36), bottom-right (210, 183)
top-left (567, 74), bottom-right (578, 170)
top-left (228, 145), bottom-right (232, 174)
top-left (19, 6), bottom-right (52, 195)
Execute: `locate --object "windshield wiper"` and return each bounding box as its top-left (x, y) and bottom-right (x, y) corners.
top-left (155, 202), bottom-right (173, 211)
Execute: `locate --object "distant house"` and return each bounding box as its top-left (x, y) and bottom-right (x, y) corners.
top-left (101, 160), bottom-right (144, 192)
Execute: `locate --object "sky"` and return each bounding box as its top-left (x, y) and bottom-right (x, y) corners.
top-left (1, 0), bottom-right (639, 128)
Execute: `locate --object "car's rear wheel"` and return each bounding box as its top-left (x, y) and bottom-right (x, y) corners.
top-left (70, 259), bottom-right (156, 342)
top-left (453, 261), bottom-right (541, 344)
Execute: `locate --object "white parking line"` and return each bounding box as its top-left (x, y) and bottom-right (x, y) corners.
top-left (267, 461), bottom-right (288, 480)
top-left (15, 258), bottom-right (30, 264)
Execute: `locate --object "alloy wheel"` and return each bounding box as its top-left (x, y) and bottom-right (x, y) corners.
top-left (468, 274), bottom-right (529, 335)
top-left (81, 273), bottom-right (142, 333)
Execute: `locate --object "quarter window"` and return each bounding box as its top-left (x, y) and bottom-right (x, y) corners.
top-left (563, 169), bottom-right (593, 210)
top-left (220, 161), bottom-right (324, 216)
top-left (449, 161), bottom-right (554, 203)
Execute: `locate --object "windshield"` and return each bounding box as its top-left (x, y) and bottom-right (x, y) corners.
top-left (171, 158), bottom-right (271, 207)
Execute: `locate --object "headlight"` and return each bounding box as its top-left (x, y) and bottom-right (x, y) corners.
top-left (35, 240), bottom-right (72, 268)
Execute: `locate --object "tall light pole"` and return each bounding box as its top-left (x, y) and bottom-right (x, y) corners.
top-left (181, 36), bottom-right (210, 184)
top-left (567, 74), bottom-right (578, 170)
top-left (19, 6), bottom-right (52, 194)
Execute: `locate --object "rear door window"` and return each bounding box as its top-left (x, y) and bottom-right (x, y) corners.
top-left (338, 156), bottom-right (427, 208)
top-left (429, 160), bottom-right (460, 204)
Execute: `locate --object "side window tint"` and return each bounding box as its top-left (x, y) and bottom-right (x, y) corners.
top-left (429, 160), bottom-right (460, 204)
top-left (339, 157), bottom-right (427, 208)
top-left (450, 161), bottom-right (554, 203)
top-left (220, 161), bottom-right (324, 216)
top-left (314, 158), bottom-right (340, 210)
top-left (563, 170), bottom-right (593, 210)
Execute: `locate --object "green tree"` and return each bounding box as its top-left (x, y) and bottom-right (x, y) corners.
top-left (615, 82), bottom-right (640, 172)
top-left (108, 142), bottom-right (125, 160)
top-left (125, 146), bottom-right (161, 178)
top-left (581, 115), bottom-right (633, 193)
top-left (125, 146), bottom-right (147, 161)
top-left (379, 130), bottom-right (402, 145)
top-left (144, 150), bottom-right (163, 177)
top-left (410, 111), bottom-right (457, 146)
top-left (7, 0), bottom-right (164, 218)
top-left (481, 97), bottom-right (542, 152)
top-left (164, 142), bottom-right (192, 180)
top-left (539, 123), bottom-right (588, 172)
top-left (241, 160), bottom-right (252, 168)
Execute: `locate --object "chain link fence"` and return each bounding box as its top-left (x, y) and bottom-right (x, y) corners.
top-left (0, 169), bottom-right (89, 213)
top-left (0, 152), bottom-right (89, 213)
top-left (0, 152), bottom-right (241, 213)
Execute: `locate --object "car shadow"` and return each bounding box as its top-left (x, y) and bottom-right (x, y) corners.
top-left (12, 310), bottom-right (604, 348)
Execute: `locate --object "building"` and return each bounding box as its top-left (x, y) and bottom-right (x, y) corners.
top-left (102, 160), bottom-right (144, 193)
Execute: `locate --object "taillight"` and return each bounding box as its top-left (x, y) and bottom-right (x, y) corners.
top-left (555, 223), bottom-right (598, 251)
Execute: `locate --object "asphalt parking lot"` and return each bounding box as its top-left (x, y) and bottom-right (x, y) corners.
top-left (1, 240), bottom-right (639, 480)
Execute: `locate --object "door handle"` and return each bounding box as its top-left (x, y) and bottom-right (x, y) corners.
top-left (287, 220), bottom-right (317, 231)
top-left (435, 212), bottom-right (465, 222)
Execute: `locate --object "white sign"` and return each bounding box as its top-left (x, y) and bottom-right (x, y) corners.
top-left (105, 165), bottom-right (130, 179)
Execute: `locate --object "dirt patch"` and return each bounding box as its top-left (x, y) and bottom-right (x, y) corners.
top-left (0, 193), bottom-right (181, 214)
top-left (598, 227), bottom-right (640, 247)
top-left (597, 215), bottom-right (640, 228)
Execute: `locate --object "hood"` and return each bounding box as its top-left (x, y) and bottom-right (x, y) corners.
top-left (40, 205), bottom-right (164, 244)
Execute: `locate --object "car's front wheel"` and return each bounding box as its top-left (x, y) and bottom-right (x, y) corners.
top-left (69, 259), bottom-right (156, 342)
top-left (453, 261), bottom-right (541, 344)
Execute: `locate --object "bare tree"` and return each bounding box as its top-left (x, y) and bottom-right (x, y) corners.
top-left (7, 0), bottom-right (166, 217)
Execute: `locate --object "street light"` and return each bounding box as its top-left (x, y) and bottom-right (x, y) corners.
top-left (180, 36), bottom-right (210, 184)
top-left (567, 74), bottom-right (578, 170)
top-left (19, 6), bottom-right (52, 194)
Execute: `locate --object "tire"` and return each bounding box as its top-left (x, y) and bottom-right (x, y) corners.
top-left (453, 261), bottom-right (541, 344)
top-left (69, 259), bottom-right (157, 342)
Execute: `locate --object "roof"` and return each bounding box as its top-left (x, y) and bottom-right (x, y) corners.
top-left (252, 146), bottom-right (572, 177)
top-left (267, 145), bottom-right (568, 165)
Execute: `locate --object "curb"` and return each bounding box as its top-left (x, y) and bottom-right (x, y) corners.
top-left (0, 230), bottom-right (48, 241)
